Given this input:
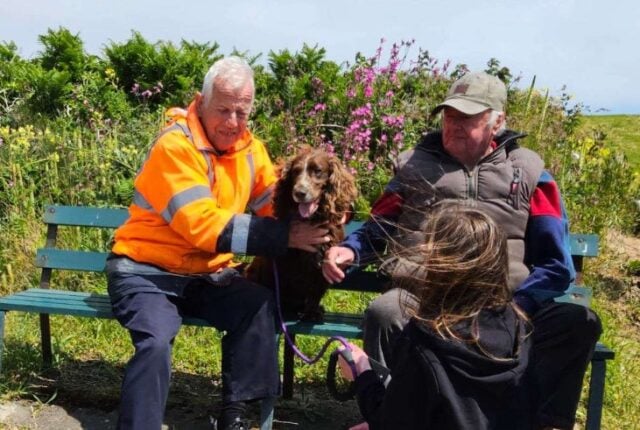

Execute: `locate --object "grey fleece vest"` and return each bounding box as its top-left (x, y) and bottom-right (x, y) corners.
top-left (391, 130), bottom-right (544, 290)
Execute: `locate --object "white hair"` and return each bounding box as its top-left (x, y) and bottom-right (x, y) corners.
top-left (488, 110), bottom-right (507, 135)
top-left (201, 56), bottom-right (255, 107)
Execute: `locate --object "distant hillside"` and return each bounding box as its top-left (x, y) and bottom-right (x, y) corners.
top-left (582, 115), bottom-right (640, 169)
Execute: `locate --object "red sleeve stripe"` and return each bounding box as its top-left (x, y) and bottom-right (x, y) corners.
top-left (371, 192), bottom-right (404, 218)
top-left (530, 182), bottom-right (562, 218)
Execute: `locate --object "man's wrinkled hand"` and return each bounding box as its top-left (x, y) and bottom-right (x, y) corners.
top-left (288, 221), bottom-right (330, 253)
top-left (322, 246), bottom-right (355, 284)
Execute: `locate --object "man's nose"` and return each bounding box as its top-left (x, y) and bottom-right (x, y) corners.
top-left (226, 112), bottom-right (238, 127)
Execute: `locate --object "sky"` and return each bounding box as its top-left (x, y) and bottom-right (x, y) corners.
top-left (1, 0), bottom-right (638, 114)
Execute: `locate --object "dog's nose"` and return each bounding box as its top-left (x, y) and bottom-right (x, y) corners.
top-left (293, 190), bottom-right (307, 201)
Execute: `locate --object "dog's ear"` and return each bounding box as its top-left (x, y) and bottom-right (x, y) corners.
top-left (273, 153), bottom-right (297, 219)
top-left (276, 156), bottom-right (290, 181)
top-left (328, 156), bottom-right (358, 212)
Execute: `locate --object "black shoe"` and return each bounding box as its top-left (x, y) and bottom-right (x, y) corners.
top-left (210, 416), bottom-right (249, 430)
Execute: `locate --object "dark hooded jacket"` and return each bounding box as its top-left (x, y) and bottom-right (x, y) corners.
top-left (354, 305), bottom-right (532, 430)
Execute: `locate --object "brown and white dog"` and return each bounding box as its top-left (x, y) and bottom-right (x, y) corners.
top-left (246, 145), bottom-right (358, 321)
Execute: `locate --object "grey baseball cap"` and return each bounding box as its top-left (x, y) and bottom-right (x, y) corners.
top-left (432, 72), bottom-right (507, 115)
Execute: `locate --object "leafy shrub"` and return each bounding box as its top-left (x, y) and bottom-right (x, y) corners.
top-left (38, 27), bottom-right (88, 83)
top-left (105, 32), bottom-right (222, 107)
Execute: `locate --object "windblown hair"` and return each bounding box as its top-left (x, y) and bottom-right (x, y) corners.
top-left (201, 56), bottom-right (255, 107)
top-left (383, 201), bottom-right (525, 351)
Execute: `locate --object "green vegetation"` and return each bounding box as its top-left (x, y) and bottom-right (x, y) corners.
top-left (582, 115), bottom-right (640, 168)
top-left (1, 28), bottom-right (639, 429)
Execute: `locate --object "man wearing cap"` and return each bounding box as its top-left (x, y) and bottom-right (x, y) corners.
top-left (322, 72), bottom-right (601, 429)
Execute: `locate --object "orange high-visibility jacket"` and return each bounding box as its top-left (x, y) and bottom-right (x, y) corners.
top-left (112, 101), bottom-right (280, 274)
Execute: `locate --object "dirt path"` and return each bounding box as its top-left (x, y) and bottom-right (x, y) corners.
top-left (0, 383), bottom-right (363, 430)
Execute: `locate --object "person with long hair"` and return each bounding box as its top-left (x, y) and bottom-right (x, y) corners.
top-left (339, 202), bottom-right (532, 429)
top-left (325, 72), bottom-right (601, 430)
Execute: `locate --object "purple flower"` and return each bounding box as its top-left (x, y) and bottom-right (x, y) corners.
top-left (364, 85), bottom-right (373, 98)
top-left (131, 83), bottom-right (140, 94)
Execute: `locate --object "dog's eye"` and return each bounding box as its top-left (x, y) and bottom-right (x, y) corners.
top-left (311, 168), bottom-right (327, 179)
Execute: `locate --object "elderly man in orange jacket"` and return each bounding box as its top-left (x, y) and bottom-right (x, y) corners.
top-left (106, 56), bottom-right (329, 430)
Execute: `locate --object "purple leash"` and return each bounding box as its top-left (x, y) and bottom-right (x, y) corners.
top-left (271, 260), bottom-right (359, 381)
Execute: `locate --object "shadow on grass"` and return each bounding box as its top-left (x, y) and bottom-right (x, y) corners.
top-left (1, 340), bottom-right (222, 429)
top-left (1, 340), bottom-right (363, 430)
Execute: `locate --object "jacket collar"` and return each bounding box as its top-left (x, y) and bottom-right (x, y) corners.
top-left (416, 129), bottom-right (527, 164)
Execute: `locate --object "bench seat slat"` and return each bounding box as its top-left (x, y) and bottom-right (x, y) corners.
top-left (0, 289), bottom-right (367, 337)
top-left (0, 294), bottom-right (110, 309)
top-left (0, 301), bottom-right (112, 318)
top-left (8, 288), bottom-right (108, 298)
top-left (285, 321), bottom-right (362, 338)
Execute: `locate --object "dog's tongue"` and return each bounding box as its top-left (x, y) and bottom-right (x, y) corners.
top-left (298, 200), bottom-right (319, 219)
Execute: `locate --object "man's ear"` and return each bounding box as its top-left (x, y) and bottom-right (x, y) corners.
top-left (492, 112), bottom-right (506, 134)
top-left (195, 92), bottom-right (203, 116)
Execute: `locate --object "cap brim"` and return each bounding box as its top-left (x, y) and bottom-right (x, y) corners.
top-left (431, 98), bottom-right (490, 116)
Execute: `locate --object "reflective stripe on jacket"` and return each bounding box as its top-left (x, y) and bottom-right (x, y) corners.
top-left (112, 100), bottom-right (277, 274)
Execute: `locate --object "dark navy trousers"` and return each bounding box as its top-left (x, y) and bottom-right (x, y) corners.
top-left (109, 273), bottom-right (280, 430)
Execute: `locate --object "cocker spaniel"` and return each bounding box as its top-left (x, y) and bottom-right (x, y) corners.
top-left (246, 145), bottom-right (358, 321)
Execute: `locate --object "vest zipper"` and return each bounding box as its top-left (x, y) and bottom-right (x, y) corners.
top-left (466, 167), bottom-right (478, 201)
top-left (507, 167), bottom-right (522, 209)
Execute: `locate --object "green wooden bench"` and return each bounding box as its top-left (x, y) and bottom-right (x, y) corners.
top-left (0, 205), bottom-right (615, 430)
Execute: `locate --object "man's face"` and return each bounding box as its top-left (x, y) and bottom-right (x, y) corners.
top-left (197, 79), bottom-right (254, 152)
top-left (442, 107), bottom-right (501, 168)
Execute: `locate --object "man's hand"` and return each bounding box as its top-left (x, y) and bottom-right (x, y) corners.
top-left (322, 246), bottom-right (355, 284)
top-left (337, 343), bottom-right (372, 381)
top-left (288, 221), bottom-right (330, 253)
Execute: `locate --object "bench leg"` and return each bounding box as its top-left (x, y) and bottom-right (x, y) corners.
top-left (39, 313), bottom-right (53, 368)
top-left (0, 310), bottom-right (5, 373)
top-left (586, 359), bottom-right (607, 430)
top-left (282, 333), bottom-right (296, 399)
top-left (259, 395), bottom-right (275, 430)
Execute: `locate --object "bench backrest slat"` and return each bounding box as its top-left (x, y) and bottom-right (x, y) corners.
top-left (37, 206), bottom-right (599, 296)
top-left (36, 249), bottom-right (109, 272)
top-left (44, 205), bottom-right (128, 228)
top-left (569, 234), bottom-right (599, 257)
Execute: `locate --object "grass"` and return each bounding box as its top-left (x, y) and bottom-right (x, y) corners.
top-left (582, 115), bottom-right (640, 170)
